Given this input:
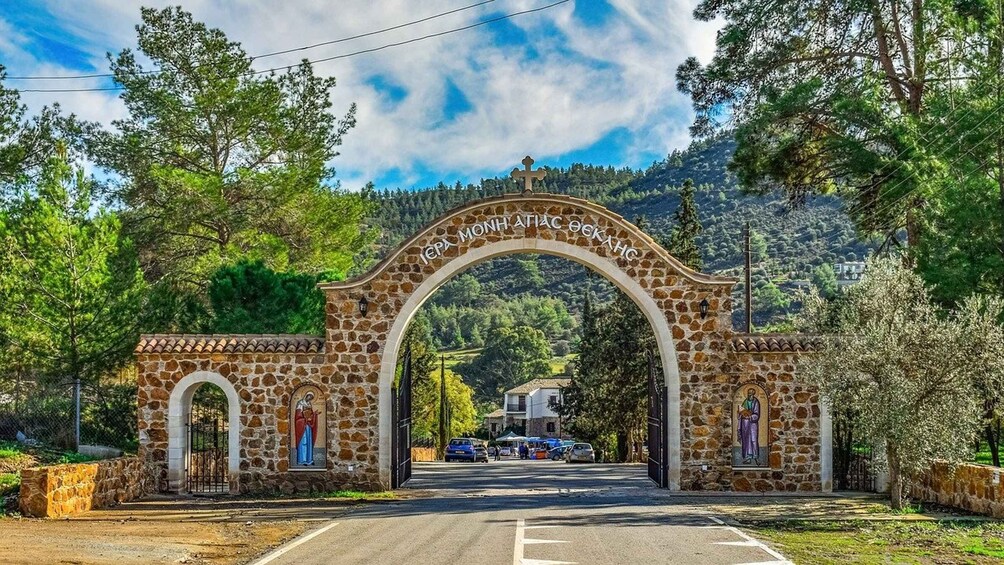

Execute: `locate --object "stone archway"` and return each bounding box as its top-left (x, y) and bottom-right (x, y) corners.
top-left (137, 182), bottom-right (829, 495)
top-left (166, 371), bottom-right (241, 493)
top-left (319, 193), bottom-right (737, 490)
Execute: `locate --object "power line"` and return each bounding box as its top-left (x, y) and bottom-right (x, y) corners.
top-left (6, 0), bottom-right (497, 81)
top-left (808, 103), bottom-right (1004, 252)
top-left (16, 0), bottom-right (570, 93)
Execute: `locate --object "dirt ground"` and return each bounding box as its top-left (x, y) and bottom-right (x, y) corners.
top-left (0, 495), bottom-right (384, 565)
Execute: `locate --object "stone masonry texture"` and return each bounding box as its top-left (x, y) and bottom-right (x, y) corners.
top-left (136, 193), bottom-right (824, 494)
top-left (912, 461), bottom-right (1004, 518)
top-left (19, 456), bottom-right (152, 518)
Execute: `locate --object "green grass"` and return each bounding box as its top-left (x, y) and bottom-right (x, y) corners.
top-left (0, 473), bottom-right (19, 496)
top-left (748, 519), bottom-right (1004, 564)
top-left (0, 441), bottom-right (24, 459)
top-left (309, 490), bottom-right (395, 500)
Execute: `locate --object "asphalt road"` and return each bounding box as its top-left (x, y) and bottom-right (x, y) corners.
top-left (253, 459), bottom-right (791, 565)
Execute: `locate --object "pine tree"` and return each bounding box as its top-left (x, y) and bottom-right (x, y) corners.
top-left (0, 155), bottom-right (147, 385)
top-left (667, 179), bottom-right (703, 271)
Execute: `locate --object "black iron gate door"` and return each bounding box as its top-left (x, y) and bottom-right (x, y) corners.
top-left (392, 347), bottom-right (413, 488)
top-left (647, 350), bottom-right (668, 488)
top-left (187, 386), bottom-right (229, 494)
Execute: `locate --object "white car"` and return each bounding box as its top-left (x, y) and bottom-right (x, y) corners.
top-left (566, 443), bottom-right (595, 463)
top-left (499, 447), bottom-right (512, 456)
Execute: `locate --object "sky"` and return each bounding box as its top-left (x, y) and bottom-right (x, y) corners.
top-left (0, 0), bottom-right (721, 191)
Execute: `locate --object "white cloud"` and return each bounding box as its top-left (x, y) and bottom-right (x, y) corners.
top-left (2, 0), bottom-right (722, 189)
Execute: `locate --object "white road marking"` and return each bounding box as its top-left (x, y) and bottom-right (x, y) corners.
top-left (513, 518), bottom-right (526, 565)
top-left (249, 521), bottom-right (340, 565)
top-left (714, 540), bottom-right (760, 547)
top-left (705, 517), bottom-right (793, 565)
top-left (515, 519), bottom-right (576, 565)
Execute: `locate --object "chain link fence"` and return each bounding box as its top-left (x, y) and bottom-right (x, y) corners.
top-left (0, 371), bottom-right (137, 453)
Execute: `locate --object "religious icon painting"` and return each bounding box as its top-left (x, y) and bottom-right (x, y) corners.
top-left (290, 385), bottom-right (326, 470)
top-left (731, 384), bottom-right (769, 467)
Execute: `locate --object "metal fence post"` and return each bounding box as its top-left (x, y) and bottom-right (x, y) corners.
top-left (74, 377), bottom-right (81, 450)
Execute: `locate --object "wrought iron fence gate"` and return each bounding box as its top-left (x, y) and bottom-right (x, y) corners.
top-left (647, 351), bottom-right (668, 488)
top-left (391, 347), bottom-right (413, 488)
top-left (186, 386), bottom-right (229, 494)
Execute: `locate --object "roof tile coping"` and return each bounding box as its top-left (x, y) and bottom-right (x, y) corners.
top-left (136, 334), bottom-right (325, 355)
top-left (505, 378), bottom-right (572, 395)
top-left (731, 333), bottom-right (821, 353)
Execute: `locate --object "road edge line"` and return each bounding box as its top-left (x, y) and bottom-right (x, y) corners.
top-left (250, 521), bottom-right (340, 565)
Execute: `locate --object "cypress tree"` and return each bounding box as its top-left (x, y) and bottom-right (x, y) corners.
top-left (667, 179), bottom-right (703, 271)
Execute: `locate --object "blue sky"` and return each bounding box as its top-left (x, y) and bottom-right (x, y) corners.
top-left (0, 1), bottom-right (720, 190)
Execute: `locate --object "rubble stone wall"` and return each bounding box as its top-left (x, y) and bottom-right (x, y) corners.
top-left (19, 456), bottom-right (151, 518)
top-left (912, 461), bottom-right (1004, 518)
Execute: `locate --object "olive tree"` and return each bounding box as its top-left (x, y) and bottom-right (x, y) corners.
top-left (800, 258), bottom-right (981, 508)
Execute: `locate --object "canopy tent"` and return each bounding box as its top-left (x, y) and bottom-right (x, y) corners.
top-left (495, 431), bottom-right (526, 442)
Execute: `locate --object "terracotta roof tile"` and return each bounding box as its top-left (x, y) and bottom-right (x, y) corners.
top-left (731, 334), bottom-right (821, 353)
top-left (136, 334), bottom-right (324, 355)
top-left (505, 378), bottom-right (571, 395)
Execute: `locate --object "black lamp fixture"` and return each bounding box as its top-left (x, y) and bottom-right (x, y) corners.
top-left (358, 295), bottom-right (369, 317)
top-left (699, 297), bottom-right (710, 319)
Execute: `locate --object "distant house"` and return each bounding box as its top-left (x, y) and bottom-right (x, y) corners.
top-left (483, 378), bottom-right (570, 439)
top-left (483, 408), bottom-right (505, 436)
top-left (834, 261), bottom-right (866, 285)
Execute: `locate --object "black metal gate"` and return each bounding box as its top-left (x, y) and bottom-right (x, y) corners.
top-left (391, 347), bottom-right (413, 489)
top-left (837, 445), bottom-right (876, 492)
top-left (832, 411), bottom-right (876, 492)
top-left (186, 384), bottom-right (229, 494)
top-left (647, 350), bottom-right (668, 488)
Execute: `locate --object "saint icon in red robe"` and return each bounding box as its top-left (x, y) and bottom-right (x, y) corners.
top-left (295, 392), bottom-right (318, 465)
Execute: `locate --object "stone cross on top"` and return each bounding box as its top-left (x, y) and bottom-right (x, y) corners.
top-left (511, 155), bottom-right (546, 195)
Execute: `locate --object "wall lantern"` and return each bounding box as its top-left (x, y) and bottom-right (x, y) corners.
top-left (358, 296), bottom-right (369, 317)
top-left (699, 298), bottom-right (710, 319)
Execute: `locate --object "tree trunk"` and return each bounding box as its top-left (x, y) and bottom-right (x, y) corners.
top-left (616, 431), bottom-right (630, 463)
top-left (987, 420), bottom-right (1001, 468)
top-left (887, 441), bottom-right (904, 510)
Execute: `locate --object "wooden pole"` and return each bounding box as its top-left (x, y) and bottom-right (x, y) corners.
top-left (744, 221), bottom-right (752, 333)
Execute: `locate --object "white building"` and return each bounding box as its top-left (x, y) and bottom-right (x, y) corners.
top-left (834, 261), bottom-right (866, 285)
top-left (485, 378), bottom-right (570, 438)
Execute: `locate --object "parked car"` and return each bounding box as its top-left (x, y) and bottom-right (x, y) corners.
top-left (548, 446), bottom-right (570, 460)
top-left (444, 438), bottom-right (476, 462)
top-left (499, 446), bottom-right (512, 456)
top-left (566, 443), bottom-right (595, 463)
top-left (474, 446), bottom-right (489, 463)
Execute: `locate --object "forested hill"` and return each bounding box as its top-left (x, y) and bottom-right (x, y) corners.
top-left (369, 136), bottom-right (876, 326)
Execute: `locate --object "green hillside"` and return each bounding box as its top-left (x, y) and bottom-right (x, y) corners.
top-left (370, 136), bottom-right (878, 331)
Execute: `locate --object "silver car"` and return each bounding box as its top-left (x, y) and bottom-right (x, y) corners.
top-left (565, 443), bottom-right (595, 463)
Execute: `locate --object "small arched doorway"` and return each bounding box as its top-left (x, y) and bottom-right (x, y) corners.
top-left (187, 383), bottom-right (230, 493)
top-left (166, 371), bottom-right (241, 494)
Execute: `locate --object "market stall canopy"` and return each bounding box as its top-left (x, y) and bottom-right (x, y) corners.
top-left (495, 431), bottom-right (526, 442)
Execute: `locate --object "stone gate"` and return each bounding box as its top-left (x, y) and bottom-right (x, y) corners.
top-left (136, 173), bottom-right (830, 494)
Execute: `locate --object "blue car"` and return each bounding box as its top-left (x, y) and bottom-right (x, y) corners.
top-left (444, 438), bottom-right (477, 462)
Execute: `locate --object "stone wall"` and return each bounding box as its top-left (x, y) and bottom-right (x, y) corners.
top-left (136, 338), bottom-right (383, 494)
top-left (912, 461), bottom-right (1004, 518)
top-left (411, 447), bottom-right (438, 462)
top-left (676, 340), bottom-right (823, 493)
top-left (527, 417), bottom-right (561, 439)
top-left (19, 456), bottom-right (151, 518)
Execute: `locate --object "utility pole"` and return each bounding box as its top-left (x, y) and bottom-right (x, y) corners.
top-left (439, 354), bottom-right (447, 456)
top-left (743, 221), bottom-right (752, 334)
